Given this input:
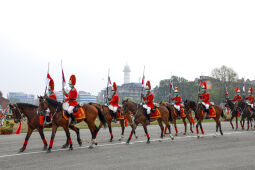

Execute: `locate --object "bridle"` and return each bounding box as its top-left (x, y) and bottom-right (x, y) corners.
top-left (12, 104), bottom-right (24, 122)
top-left (40, 98), bottom-right (59, 121)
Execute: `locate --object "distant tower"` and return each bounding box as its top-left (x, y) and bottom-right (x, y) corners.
top-left (123, 64), bottom-right (131, 84)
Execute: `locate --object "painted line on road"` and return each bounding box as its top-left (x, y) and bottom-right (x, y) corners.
top-left (0, 130), bottom-right (254, 159)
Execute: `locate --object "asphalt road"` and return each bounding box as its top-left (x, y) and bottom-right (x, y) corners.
top-left (0, 121), bottom-right (255, 170)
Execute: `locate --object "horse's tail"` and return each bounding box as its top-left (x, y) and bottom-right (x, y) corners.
top-left (166, 106), bottom-right (173, 122)
top-left (221, 109), bottom-right (226, 119)
top-left (95, 106), bottom-right (107, 128)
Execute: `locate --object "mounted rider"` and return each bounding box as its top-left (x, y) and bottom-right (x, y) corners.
top-left (40, 78), bottom-right (57, 127)
top-left (142, 81), bottom-right (154, 125)
top-left (63, 75), bottom-right (78, 125)
top-left (244, 87), bottom-right (254, 111)
top-left (170, 86), bottom-right (184, 119)
top-left (232, 87), bottom-right (242, 103)
top-left (109, 82), bottom-right (119, 123)
top-left (199, 81), bottom-right (215, 118)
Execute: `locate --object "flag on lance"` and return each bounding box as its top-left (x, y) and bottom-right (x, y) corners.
top-left (46, 73), bottom-right (52, 86)
top-left (243, 82), bottom-right (246, 92)
top-left (170, 79), bottom-right (174, 90)
top-left (108, 75), bottom-right (112, 85)
top-left (62, 67), bottom-right (66, 87)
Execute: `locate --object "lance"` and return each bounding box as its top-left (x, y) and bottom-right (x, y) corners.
top-left (61, 60), bottom-right (65, 102)
top-left (140, 66), bottom-right (145, 103)
top-left (44, 62), bottom-right (49, 96)
top-left (106, 68), bottom-right (110, 104)
top-left (196, 77), bottom-right (202, 104)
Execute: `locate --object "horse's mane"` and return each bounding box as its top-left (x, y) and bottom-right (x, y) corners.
top-left (16, 103), bottom-right (38, 109)
top-left (46, 97), bottom-right (62, 108)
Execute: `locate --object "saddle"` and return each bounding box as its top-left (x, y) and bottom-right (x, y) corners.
top-left (73, 105), bottom-right (81, 113)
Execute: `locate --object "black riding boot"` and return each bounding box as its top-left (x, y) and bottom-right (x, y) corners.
top-left (70, 113), bottom-right (77, 125)
top-left (176, 109), bottom-right (181, 119)
top-left (146, 114), bottom-right (151, 125)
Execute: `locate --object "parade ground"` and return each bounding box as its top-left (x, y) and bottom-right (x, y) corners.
top-left (0, 122), bottom-right (255, 170)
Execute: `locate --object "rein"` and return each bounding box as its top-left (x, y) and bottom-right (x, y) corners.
top-left (14, 104), bottom-right (25, 121)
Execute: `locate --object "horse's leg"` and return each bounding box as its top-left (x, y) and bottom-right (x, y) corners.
top-left (19, 126), bottom-right (34, 152)
top-left (247, 114), bottom-right (250, 131)
top-left (119, 119), bottom-right (125, 141)
top-left (126, 123), bottom-right (137, 144)
top-left (196, 119), bottom-right (200, 138)
top-left (186, 115), bottom-right (193, 133)
top-left (162, 116), bottom-right (174, 140)
top-left (47, 124), bottom-right (58, 152)
top-left (63, 125), bottom-right (73, 150)
top-left (38, 128), bottom-right (48, 151)
top-left (182, 118), bottom-right (187, 135)
top-left (108, 123), bottom-right (113, 142)
top-left (142, 123), bottom-right (150, 144)
top-left (219, 119), bottom-right (223, 136)
top-left (69, 125), bottom-right (82, 146)
top-left (230, 115), bottom-right (234, 130)
top-left (96, 122), bottom-right (103, 137)
top-left (157, 119), bottom-right (164, 139)
top-left (173, 118), bottom-right (178, 136)
top-left (235, 114), bottom-right (238, 130)
top-left (126, 114), bottom-right (137, 139)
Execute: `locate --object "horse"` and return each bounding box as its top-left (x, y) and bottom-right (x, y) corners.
top-left (126, 104), bottom-right (174, 144)
top-left (225, 98), bottom-right (239, 130)
top-left (90, 103), bottom-right (135, 142)
top-left (184, 100), bottom-right (224, 138)
top-left (38, 96), bottom-right (106, 152)
top-left (159, 102), bottom-right (195, 136)
top-left (9, 102), bottom-right (83, 152)
top-left (236, 99), bottom-right (253, 130)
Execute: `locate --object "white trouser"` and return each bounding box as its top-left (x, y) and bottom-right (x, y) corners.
top-left (248, 103), bottom-right (254, 108)
top-left (109, 105), bottom-right (118, 113)
top-left (174, 105), bottom-right (180, 111)
top-left (202, 102), bottom-right (210, 110)
top-left (143, 104), bottom-right (151, 115)
top-left (67, 106), bottom-right (75, 114)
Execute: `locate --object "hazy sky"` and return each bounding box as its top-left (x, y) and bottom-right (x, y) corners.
top-left (0, 0), bottom-right (255, 97)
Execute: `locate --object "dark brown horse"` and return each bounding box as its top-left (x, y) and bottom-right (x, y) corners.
top-left (184, 100), bottom-right (224, 138)
top-left (236, 99), bottom-right (253, 130)
top-left (160, 102), bottom-right (194, 136)
top-left (38, 96), bottom-right (106, 152)
top-left (90, 103), bottom-right (135, 142)
top-left (225, 98), bottom-right (239, 130)
top-left (9, 102), bottom-right (83, 152)
top-left (126, 104), bottom-right (174, 144)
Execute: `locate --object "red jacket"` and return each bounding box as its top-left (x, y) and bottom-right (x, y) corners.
top-left (65, 88), bottom-right (78, 106)
top-left (171, 95), bottom-right (182, 106)
top-left (245, 95), bottom-right (254, 105)
top-left (49, 93), bottom-right (57, 100)
top-left (110, 93), bottom-right (119, 107)
top-left (232, 95), bottom-right (242, 102)
top-left (143, 92), bottom-right (154, 108)
top-left (200, 92), bottom-right (210, 104)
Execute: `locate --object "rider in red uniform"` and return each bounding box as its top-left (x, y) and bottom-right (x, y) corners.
top-left (245, 87), bottom-right (254, 111)
top-left (199, 81), bottom-right (214, 117)
top-left (63, 75), bottom-right (78, 125)
top-left (109, 82), bottom-right (119, 122)
top-left (48, 79), bottom-right (57, 100)
top-left (142, 81), bottom-right (154, 125)
top-left (232, 87), bottom-right (242, 103)
top-left (170, 86), bottom-right (184, 118)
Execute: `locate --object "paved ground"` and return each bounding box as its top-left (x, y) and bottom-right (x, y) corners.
top-left (0, 122), bottom-right (255, 170)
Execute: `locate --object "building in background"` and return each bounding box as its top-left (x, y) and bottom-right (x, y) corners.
top-left (78, 91), bottom-right (97, 104)
top-left (123, 64), bottom-right (131, 84)
top-left (7, 92), bottom-right (35, 104)
top-left (97, 64), bottom-right (143, 104)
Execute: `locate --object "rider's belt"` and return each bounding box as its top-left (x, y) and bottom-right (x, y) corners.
top-left (70, 99), bottom-right (77, 101)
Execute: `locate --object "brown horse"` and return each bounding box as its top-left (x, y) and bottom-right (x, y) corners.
top-left (236, 99), bottom-right (253, 130)
top-left (184, 100), bottom-right (224, 138)
top-left (90, 103), bottom-right (134, 142)
top-left (159, 102), bottom-right (194, 136)
top-left (38, 96), bottom-right (106, 152)
top-left (9, 103), bottom-right (83, 152)
top-left (126, 104), bottom-right (174, 144)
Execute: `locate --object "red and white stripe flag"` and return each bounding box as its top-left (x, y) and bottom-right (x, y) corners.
top-left (108, 75), bottom-right (112, 85)
top-left (142, 75), bottom-right (145, 85)
top-left (62, 68), bottom-right (66, 87)
top-left (45, 73), bottom-right (52, 86)
top-left (170, 79), bottom-right (174, 90)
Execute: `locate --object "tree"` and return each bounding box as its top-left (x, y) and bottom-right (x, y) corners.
top-left (211, 65), bottom-right (238, 83)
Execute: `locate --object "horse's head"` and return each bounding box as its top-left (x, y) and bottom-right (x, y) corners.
top-left (38, 96), bottom-right (50, 114)
top-left (235, 100), bottom-right (244, 112)
top-left (9, 104), bottom-right (22, 123)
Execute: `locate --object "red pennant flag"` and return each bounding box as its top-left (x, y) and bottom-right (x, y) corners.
top-left (142, 75), bottom-right (145, 85)
top-left (200, 80), bottom-right (203, 87)
top-left (108, 76), bottom-right (112, 85)
top-left (62, 69), bottom-right (66, 86)
top-left (225, 89), bottom-right (229, 96)
top-left (16, 122), bottom-right (22, 134)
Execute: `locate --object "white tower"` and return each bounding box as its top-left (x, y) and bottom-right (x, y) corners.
top-left (123, 64), bottom-right (131, 84)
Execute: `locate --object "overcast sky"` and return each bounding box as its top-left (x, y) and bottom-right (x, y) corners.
top-left (0, 0), bottom-right (255, 97)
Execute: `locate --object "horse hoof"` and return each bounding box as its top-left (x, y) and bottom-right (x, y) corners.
top-left (147, 140), bottom-right (150, 144)
top-left (19, 147), bottom-right (25, 153)
top-left (170, 135), bottom-right (174, 140)
top-left (62, 144), bottom-right (69, 148)
top-left (197, 135), bottom-right (200, 139)
top-left (89, 145), bottom-right (94, 149)
top-left (109, 139), bottom-right (113, 142)
top-left (175, 133), bottom-right (178, 136)
top-left (183, 133), bottom-right (186, 136)
top-left (126, 139), bottom-right (130, 144)
top-left (79, 142), bottom-right (82, 147)
top-left (69, 147), bottom-right (73, 151)
top-left (135, 136), bottom-right (138, 139)
top-left (43, 146), bottom-right (47, 151)
top-left (47, 149), bottom-right (51, 153)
